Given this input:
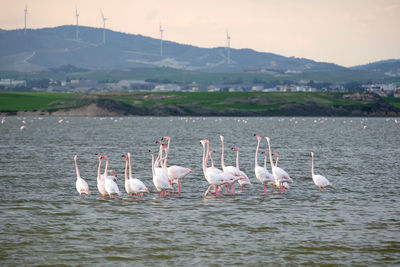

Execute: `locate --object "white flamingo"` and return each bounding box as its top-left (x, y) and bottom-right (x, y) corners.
top-left (102, 155), bottom-right (121, 198)
top-left (261, 151), bottom-right (275, 190)
top-left (200, 139), bottom-right (228, 197)
top-left (231, 146), bottom-right (252, 191)
top-left (95, 153), bottom-right (108, 198)
top-left (219, 135), bottom-right (245, 192)
top-left (272, 152), bottom-right (292, 192)
top-left (311, 152), bottom-right (334, 190)
top-left (149, 149), bottom-right (173, 197)
top-left (254, 134), bottom-right (274, 195)
top-left (74, 155), bottom-right (90, 197)
top-left (126, 152), bottom-right (149, 198)
top-left (161, 136), bottom-right (194, 195)
top-left (265, 137), bottom-right (292, 194)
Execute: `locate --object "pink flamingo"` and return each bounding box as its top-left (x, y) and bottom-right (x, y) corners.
top-left (95, 153), bottom-right (108, 198)
top-left (272, 152), bottom-right (293, 192)
top-left (123, 153), bottom-right (149, 199)
top-left (200, 139), bottom-right (228, 197)
top-left (102, 155), bottom-right (121, 198)
top-left (149, 149), bottom-right (172, 197)
top-left (74, 155), bottom-right (90, 198)
top-left (311, 152), bottom-right (334, 190)
top-left (254, 134), bottom-right (274, 195)
top-left (161, 136), bottom-right (194, 195)
top-left (232, 145), bottom-right (252, 191)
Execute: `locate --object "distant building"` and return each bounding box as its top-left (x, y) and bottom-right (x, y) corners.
top-left (0, 79), bottom-right (26, 87)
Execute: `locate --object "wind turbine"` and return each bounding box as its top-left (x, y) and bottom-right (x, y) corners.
top-left (75, 7), bottom-right (79, 40)
top-left (159, 23), bottom-right (164, 57)
top-left (24, 3), bottom-right (28, 35)
top-left (100, 9), bottom-right (109, 44)
top-left (226, 31), bottom-right (231, 64)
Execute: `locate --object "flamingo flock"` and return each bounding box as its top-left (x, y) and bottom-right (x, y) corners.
top-left (73, 135), bottom-right (334, 199)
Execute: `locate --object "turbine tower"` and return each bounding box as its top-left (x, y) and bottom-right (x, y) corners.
top-left (159, 23), bottom-right (164, 57)
top-left (100, 9), bottom-right (109, 44)
top-left (75, 7), bottom-right (79, 40)
top-left (226, 31), bottom-right (231, 64)
top-left (24, 3), bottom-right (28, 35)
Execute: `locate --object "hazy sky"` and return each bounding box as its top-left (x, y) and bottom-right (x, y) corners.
top-left (1, 0), bottom-right (399, 67)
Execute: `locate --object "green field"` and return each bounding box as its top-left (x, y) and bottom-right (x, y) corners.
top-left (1, 91), bottom-right (399, 116)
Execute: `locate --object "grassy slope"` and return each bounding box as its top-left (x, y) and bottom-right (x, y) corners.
top-left (0, 91), bottom-right (383, 115)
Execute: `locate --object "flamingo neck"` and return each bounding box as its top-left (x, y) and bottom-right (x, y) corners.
top-left (201, 142), bottom-right (207, 176)
top-left (151, 154), bottom-right (155, 177)
top-left (97, 158), bottom-right (102, 180)
top-left (266, 138), bottom-right (275, 171)
top-left (128, 155), bottom-right (132, 180)
top-left (104, 158), bottom-right (108, 177)
top-left (124, 159), bottom-right (129, 181)
top-left (236, 150), bottom-right (239, 169)
top-left (311, 154), bottom-right (315, 177)
top-left (263, 154), bottom-right (267, 169)
top-left (74, 158), bottom-right (81, 179)
top-left (220, 137), bottom-right (225, 168)
top-left (155, 143), bottom-right (163, 167)
top-left (255, 138), bottom-right (260, 168)
top-left (210, 153), bottom-right (215, 168)
top-left (275, 155), bottom-right (279, 167)
top-left (164, 139), bottom-right (170, 166)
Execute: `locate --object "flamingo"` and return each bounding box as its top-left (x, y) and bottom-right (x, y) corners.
top-left (126, 152), bottom-right (149, 198)
top-left (272, 152), bottom-right (293, 192)
top-left (161, 136), bottom-right (194, 195)
top-left (254, 134), bottom-right (274, 195)
top-left (102, 155), bottom-right (121, 198)
top-left (149, 149), bottom-right (173, 197)
top-left (206, 141), bottom-right (237, 195)
top-left (311, 152), bottom-right (334, 190)
top-left (73, 155), bottom-right (90, 197)
top-left (261, 151), bottom-right (275, 191)
top-left (200, 139), bottom-right (228, 197)
top-left (95, 153), bottom-right (108, 198)
top-left (231, 146), bottom-right (252, 191)
top-left (219, 135), bottom-right (245, 191)
top-left (208, 150), bottom-right (222, 174)
top-left (265, 137), bottom-right (292, 194)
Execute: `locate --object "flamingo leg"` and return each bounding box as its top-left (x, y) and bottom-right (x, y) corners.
top-left (178, 181), bottom-right (181, 195)
top-left (263, 183), bottom-right (268, 195)
top-left (232, 184), bottom-right (236, 195)
top-left (215, 185), bottom-right (222, 197)
top-left (204, 185), bottom-right (213, 196)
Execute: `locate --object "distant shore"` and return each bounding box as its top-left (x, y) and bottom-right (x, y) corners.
top-left (1, 91), bottom-right (400, 117)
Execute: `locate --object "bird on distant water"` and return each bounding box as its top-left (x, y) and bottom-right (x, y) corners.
top-left (311, 152), bottom-right (334, 190)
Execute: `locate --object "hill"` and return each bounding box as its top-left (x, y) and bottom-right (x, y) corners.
top-left (0, 25), bottom-right (345, 73)
top-left (351, 59), bottom-right (400, 77)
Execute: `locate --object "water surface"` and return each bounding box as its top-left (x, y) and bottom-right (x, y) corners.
top-left (1, 117), bottom-right (399, 265)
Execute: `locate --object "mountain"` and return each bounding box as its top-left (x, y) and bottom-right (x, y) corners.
top-left (0, 25), bottom-right (345, 73)
top-left (351, 59), bottom-right (400, 77)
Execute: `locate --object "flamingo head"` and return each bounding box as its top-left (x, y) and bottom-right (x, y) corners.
top-left (96, 153), bottom-right (103, 160)
top-left (148, 149), bottom-right (154, 155)
top-left (161, 136), bottom-right (170, 141)
top-left (209, 149), bottom-right (215, 155)
top-left (156, 140), bottom-right (163, 145)
top-left (311, 152), bottom-right (314, 157)
top-left (254, 133), bottom-right (261, 139)
top-left (74, 155), bottom-right (78, 161)
top-left (265, 136), bottom-right (270, 142)
top-left (102, 155), bottom-right (108, 160)
top-left (261, 151), bottom-right (267, 155)
top-left (272, 152), bottom-right (279, 157)
top-left (108, 170), bottom-right (117, 177)
top-left (219, 135), bottom-right (224, 141)
top-left (200, 139), bottom-right (206, 145)
top-left (231, 146), bottom-right (238, 151)
top-left (127, 152), bottom-right (131, 158)
top-left (122, 155), bottom-right (128, 160)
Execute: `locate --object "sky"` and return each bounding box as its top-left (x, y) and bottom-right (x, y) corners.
top-left (1, 0), bottom-right (399, 67)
